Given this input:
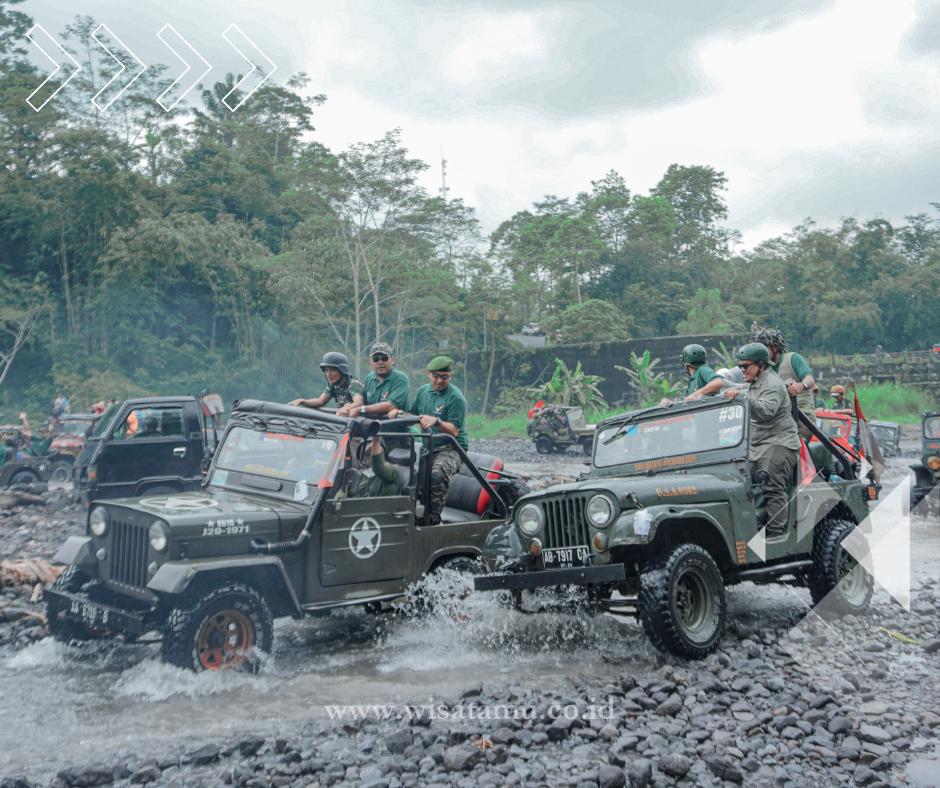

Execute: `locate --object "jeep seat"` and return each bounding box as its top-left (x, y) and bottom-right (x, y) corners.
top-left (441, 452), bottom-right (505, 521)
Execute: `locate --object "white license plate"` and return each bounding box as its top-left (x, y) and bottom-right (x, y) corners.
top-left (542, 545), bottom-right (589, 568)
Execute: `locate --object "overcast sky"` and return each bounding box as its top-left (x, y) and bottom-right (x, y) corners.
top-left (25, 0), bottom-right (940, 247)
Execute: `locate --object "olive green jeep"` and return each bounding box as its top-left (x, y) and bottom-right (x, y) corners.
top-left (476, 397), bottom-right (878, 659)
top-left (45, 400), bottom-right (526, 671)
top-left (528, 405), bottom-right (596, 455)
top-left (910, 411), bottom-right (940, 516)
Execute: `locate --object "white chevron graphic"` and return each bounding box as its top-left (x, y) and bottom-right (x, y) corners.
top-left (90, 23), bottom-right (146, 111)
top-left (221, 23), bottom-right (277, 111)
top-left (25, 24), bottom-right (82, 112)
top-left (155, 23), bottom-right (212, 112)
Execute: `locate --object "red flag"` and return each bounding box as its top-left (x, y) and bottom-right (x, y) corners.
top-left (528, 399), bottom-right (545, 419)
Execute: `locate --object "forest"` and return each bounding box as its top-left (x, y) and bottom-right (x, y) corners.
top-left (2, 0), bottom-right (939, 413)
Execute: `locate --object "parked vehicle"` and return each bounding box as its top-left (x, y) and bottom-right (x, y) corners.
top-left (46, 400), bottom-right (528, 671)
top-left (527, 405), bottom-right (596, 455)
top-left (521, 323), bottom-right (544, 336)
top-left (476, 398), bottom-right (876, 659)
top-left (0, 425), bottom-right (50, 489)
top-left (72, 396), bottom-right (218, 509)
top-left (910, 412), bottom-right (940, 515)
top-left (48, 413), bottom-right (100, 484)
top-left (869, 420), bottom-right (901, 458)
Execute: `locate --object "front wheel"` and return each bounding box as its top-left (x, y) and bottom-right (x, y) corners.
top-left (808, 518), bottom-right (873, 614)
top-left (7, 468), bottom-right (41, 490)
top-left (638, 543), bottom-right (726, 659)
top-left (161, 582), bottom-right (273, 672)
top-left (49, 459), bottom-right (73, 485)
top-left (535, 436), bottom-right (554, 454)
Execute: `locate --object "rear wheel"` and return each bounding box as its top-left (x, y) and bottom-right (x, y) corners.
top-left (7, 468), bottom-right (41, 490)
top-left (808, 518), bottom-right (873, 614)
top-left (638, 543), bottom-right (726, 659)
top-left (46, 567), bottom-right (97, 643)
top-left (161, 582), bottom-right (273, 672)
top-left (535, 436), bottom-right (554, 454)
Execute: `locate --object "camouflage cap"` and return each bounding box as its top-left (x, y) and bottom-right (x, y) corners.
top-left (369, 341), bottom-right (393, 357)
top-left (427, 355), bottom-right (454, 372)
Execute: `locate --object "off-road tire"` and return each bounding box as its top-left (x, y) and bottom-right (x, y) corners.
top-left (46, 566), bottom-right (97, 643)
top-left (8, 468), bottom-right (41, 491)
top-left (580, 436), bottom-right (593, 455)
top-left (161, 582), bottom-right (273, 672)
top-left (638, 543), bottom-right (726, 659)
top-left (808, 517), bottom-right (873, 614)
top-left (535, 436), bottom-right (554, 454)
top-left (49, 459), bottom-right (73, 485)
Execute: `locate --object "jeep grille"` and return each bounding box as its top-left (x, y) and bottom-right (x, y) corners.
top-left (108, 519), bottom-right (149, 588)
top-left (540, 494), bottom-right (591, 549)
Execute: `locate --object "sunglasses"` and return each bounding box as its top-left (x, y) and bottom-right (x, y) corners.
top-left (430, 372), bottom-right (451, 381)
top-left (737, 362), bottom-right (755, 371)
top-left (370, 354), bottom-right (390, 362)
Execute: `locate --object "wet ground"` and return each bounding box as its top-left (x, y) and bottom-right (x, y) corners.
top-left (0, 433), bottom-right (937, 784)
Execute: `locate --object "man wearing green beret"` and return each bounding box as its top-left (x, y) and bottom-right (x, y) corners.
top-left (388, 355), bottom-right (468, 525)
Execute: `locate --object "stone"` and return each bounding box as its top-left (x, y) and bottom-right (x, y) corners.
top-left (54, 766), bottom-right (114, 787)
top-left (922, 639), bottom-right (940, 654)
top-left (491, 727), bottom-right (516, 745)
top-left (626, 758), bottom-right (653, 788)
top-left (706, 758), bottom-right (743, 784)
top-left (657, 753), bottom-right (691, 778)
top-left (129, 765), bottom-right (160, 785)
top-left (852, 765), bottom-right (878, 785)
top-left (547, 718), bottom-right (574, 742)
top-left (442, 745), bottom-right (480, 772)
top-left (828, 716), bottom-right (852, 735)
top-left (385, 729), bottom-right (413, 755)
top-left (238, 737), bottom-right (265, 757)
top-left (655, 695), bottom-right (683, 717)
top-left (859, 701), bottom-right (888, 715)
top-left (599, 723), bottom-right (619, 741)
top-left (597, 765), bottom-right (626, 788)
top-left (186, 745), bottom-right (220, 766)
top-left (858, 724), bottom-right (891, 745)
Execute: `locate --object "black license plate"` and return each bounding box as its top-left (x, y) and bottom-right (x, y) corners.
top-left (542, 545), bottom-right (589, 568)
top-left (68, 598), bottom-right (109, 627)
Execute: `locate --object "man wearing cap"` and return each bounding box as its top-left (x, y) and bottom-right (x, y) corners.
top-left (829, 385), bottom-right (852, 412)
top-left (290, 351), bottom-right (365, 411)
top-left (723, 343), bottom-right (800, 537)
top-left (339, 341), bottom-right (411, 419)
top-left (388, 356), bottom-right (468, 525)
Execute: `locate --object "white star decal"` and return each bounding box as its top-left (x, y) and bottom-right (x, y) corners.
top-left (348, 517), bottom-right (382, 559)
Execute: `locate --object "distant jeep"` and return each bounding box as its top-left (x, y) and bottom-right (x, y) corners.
top-left (527, 405), bottom-right (596, 455)
top-left (476, 398), bottom-right (877, 659)
top-left (46, 401), bottom-right (526, 671)
top-left (910, 411), bottom-right (940, 515)
top-left (0, 425), bottom-right (50, 490)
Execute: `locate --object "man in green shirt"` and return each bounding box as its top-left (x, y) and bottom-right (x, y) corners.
top-left (19, 413), bottom-right (53, 456)
top-left (340, 341), bottom-right (411, 418)
top-left (753, 327), bottom-right (816, 439)
top-left (333, 436), bottom-right (402, 500)
top-left (679, 344), bottom-right (722, 400)
top-left (289, 351), bottom-right (365, 411)
top-left (388, 356), bottom-right (468, 525)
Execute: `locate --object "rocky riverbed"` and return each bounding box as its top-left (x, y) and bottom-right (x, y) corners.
top-left (0, 439), bottom-right (937, 787)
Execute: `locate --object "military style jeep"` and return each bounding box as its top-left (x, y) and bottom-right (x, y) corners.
top-left (910, 412), bottom-right (940, 515)
top-left (46, 400), bottom-right (526, 671)
top-left (476, 397), bottom-right (876, 658)
top-left (0, 425), bottom-right (50, 490)
top-left (528, 405), bottom-right (596, 455)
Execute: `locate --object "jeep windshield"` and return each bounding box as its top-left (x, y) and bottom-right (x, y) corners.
top-left (925, 417), bottom-right (940, 439)
top-left (211, 426), bottom-right (339, 486)
top-left (594, 403), bottom-right (746, 469)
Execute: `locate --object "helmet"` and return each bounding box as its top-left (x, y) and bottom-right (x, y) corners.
top-left (680, 344), bottom-right (707, 366)
top-left (830, 385), bottom-right (845, 396)
top-left (752, 327), bottom-right (787, 351)
top-left (319, 351), bottom-right (350, 377)
top-left (736, 342), bottom-right (770, 364)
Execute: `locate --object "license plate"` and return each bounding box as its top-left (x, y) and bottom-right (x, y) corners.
top-left (69, 599), bottom-right (108, 627)
top-left (542, 545), bottom-right (589, 568)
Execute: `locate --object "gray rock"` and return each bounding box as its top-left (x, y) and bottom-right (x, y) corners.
top-left (859, 701), bottom-right (888, 715)
top-left (707, 758), bottom-right (744, 784)
top-left (657, 753), bottom-right (691, 778)
top-left (922, 639), bottom-right (940, 654)
top-left (853, 765), bottom-right (878, 785)
top-left (128, 765), bottom-right (160, 785)
top-left (828, 716), bottom-right (852, 735)
top-left (655, 694), bottom-right (683, 717)
top-left (547, 718), bottom-right (574, 742)
top-left (599, 723), bottom-right (619, 741)
top-left (442, 745), bottom-right (480, 771)
top-left (238, 737), bottom-right (265, 757)
top-left (54, 765), bottom-right (114, 787)
top-left (858, 724), bottom-right (891, 745)
top-left (185, 745), bottom-right (220, 766)
top-left (385, 729), bottom-right (413, 755)
top-left (626, 758), bottom-right (653, 788)
top-left (597, 765), bottom-right (626, 788)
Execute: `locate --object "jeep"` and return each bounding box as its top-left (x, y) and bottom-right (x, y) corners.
top-left (528, 405), bottom-right (596, 455)
top-left (910, 411), bottom-right (940, 515)
top-left (0, 425), bottom-right (50, 490)
top-left (475, 397), bottom-right (876, 659)
top-left (46, 400), bottom-right (526, 671)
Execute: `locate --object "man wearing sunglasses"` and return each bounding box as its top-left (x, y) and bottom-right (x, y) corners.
top-left (388, 356), bottom-right (468, 525)
top-left (752, 326), bottom-right (816, 439)
top-left (723, 342), bottom-right (800, 537)
top-left (339, 341), bottom-right (410, 418)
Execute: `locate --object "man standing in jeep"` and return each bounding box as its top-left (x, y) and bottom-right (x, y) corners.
top-left (388, 356), bottom-right (468, 525)
top-left (753, 327), bottom-right (816, 438)
top-left (342, 341), bottom-right (410, 418)
top-left (290, 352), bottom-right (365, 411)
top-left (724, 342), bottom-right (800, 535)
top-left (680, 343), bottom-right (722, 401)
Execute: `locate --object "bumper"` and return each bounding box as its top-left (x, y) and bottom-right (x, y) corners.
top-left (45, 587), bottom-right (149, 636)
top-left (474, 562), bottom-right (625, 592)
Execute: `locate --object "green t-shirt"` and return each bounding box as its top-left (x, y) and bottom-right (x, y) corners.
top-left (27, 436), bottom-right (53, 456)
top-left (364, 368), bottom-right (410, 410)
top-left (335, 452), bottom-right (401, 499)
top-left (323, 376), bottom-right (365, 407)
top-left (409, 383), bottom-right (469, 450)
top-left (772, 352), bottom-right (813, 382)
top-left (686, 365), bottom-right (717, 396)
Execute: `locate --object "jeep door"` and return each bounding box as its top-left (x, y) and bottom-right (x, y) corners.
top-left (318, 494), bottom-right (415, 592)
top-left (95, 403), bottom-right (196, 499)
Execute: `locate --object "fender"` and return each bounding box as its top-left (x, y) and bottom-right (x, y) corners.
top-left (613, 504), bottom-right (737, 566)
top-left (52, 535), bottom-right (97, 573)
top-left (910, 464), bottom-right (936, 490)
top-left (149, 555), bottom-right (302, 618)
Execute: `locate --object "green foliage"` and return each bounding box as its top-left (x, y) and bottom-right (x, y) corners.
top-left (542, 298), bottom-right (631, 344)
top-left (616, 350), bottom-right (681, 406)
top-left (529, 358), bottom-right (607, 409)
top-left (711, 341), bottom-right (738, 370)
top-left (491, 385), bottom-right (535, 417)
top-left (853, 384), bottom-right (936, 424)
top-left (676, 288), bottom-right (747, 334)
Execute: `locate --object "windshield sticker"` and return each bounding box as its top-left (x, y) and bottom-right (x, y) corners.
top-left (294, 479), bottom-right (309, 502)
top-left (634, 454), bottom-right (697, 472)
top-left (718, 425), bottom-right (743, 446)
top-left (211, 470), bottom-right (229, 487)
top-left (348, 517), bottom-right (382, 559)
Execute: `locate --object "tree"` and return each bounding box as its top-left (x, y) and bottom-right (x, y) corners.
top-left (676, 288), bottom-right (747, 334)
top-left (529, 358), bottom-right (607, 409)
top-left (616, 350), bottom-right (680, 407)
top-left (542, 298), bottom-right (632, 344)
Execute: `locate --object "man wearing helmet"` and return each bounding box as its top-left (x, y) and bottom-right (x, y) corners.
top-left (829, 385), bottom-right (852, 412)
top-left (658, 344), bottom-right (722, 406)
top-left (723, 343), bottom-right (800, 536)
top-left (752, 327), bottom-right (816, 439)
top-left (289, 351), bottom-right (365, 411)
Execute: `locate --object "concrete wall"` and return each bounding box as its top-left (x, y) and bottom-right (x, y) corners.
top-left (808, 351), bottom-right (940, 394)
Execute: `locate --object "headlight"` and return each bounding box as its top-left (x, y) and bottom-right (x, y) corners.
top-left (927, 455), bottom-right (940, 471)
top-left (586, 495), bottom-right (614, 527)
top-left (89, 506), bottom-right (109, 536)
top-left (517, 503), bottom-right (543, 536)
top-left (149, 520), bottom-right (168, 551)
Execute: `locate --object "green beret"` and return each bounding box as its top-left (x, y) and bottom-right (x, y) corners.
top-left (427, 355), bottom-right (454, 372)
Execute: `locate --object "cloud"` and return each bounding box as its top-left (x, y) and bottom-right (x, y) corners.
top-left (440, 12), bottom-right (551, 85)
